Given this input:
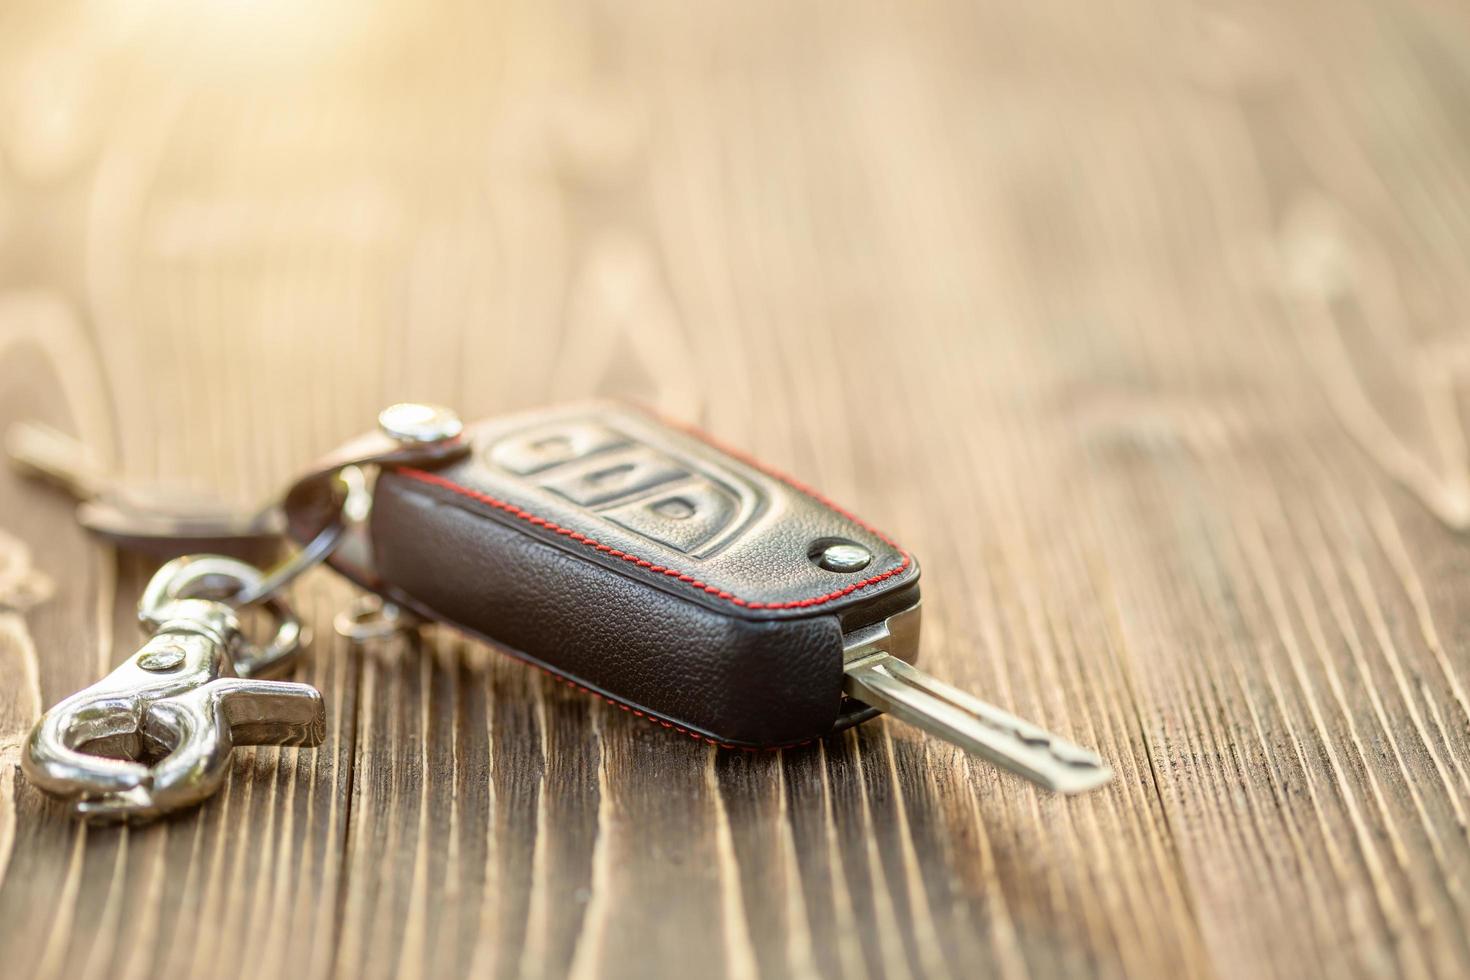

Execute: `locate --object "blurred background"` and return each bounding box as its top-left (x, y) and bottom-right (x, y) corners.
top-left (3, 2), bottom-right (1470, 979)
top-left (2, 0), bottom-right (1467, 492)
top-left (12, 0), bottom-right (1464, 494)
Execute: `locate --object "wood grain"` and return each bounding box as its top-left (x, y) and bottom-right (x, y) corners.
top-left (2, 0), bottom-right (1470, 976)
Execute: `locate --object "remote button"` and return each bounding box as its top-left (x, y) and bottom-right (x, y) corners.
top-left (543, 446), bottom-right (687, 506)
top-left (488, 422), bottom-right (628, 475)
top-left (601, 479), bottom-right (739, 555)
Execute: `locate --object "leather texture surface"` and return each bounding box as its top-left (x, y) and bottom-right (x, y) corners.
top-left (300, 402), bottom-right (921, 747)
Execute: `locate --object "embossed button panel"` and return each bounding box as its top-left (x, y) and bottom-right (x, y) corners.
top-left (483, 414), bottom-right (766, 558)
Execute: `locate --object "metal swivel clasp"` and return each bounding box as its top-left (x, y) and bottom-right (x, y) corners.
top-left (21, 560), bottom-right (327, 821)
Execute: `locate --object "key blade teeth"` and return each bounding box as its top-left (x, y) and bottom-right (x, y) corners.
top-left (1036, 759), bottom-right (1114, 795)
top-left (843, 652), bottom-right (1114, 794)
top-left (959, 724), bottom-right (1114, 794)
top-left (1049, 741), bottom-right (1109, 770)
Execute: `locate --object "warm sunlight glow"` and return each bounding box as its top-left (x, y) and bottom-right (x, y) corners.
top-left (99, 0), bottom-right (384, 71)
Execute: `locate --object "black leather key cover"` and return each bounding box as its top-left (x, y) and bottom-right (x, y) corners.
top-left (360, 402), bottom-right (920, 747)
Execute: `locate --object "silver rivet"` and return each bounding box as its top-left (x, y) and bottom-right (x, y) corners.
top-left (378, 403), bottom-right (463, 445)
top-left (815, 542), bottom-right (872, 573)
top-left (137, 644), bottom-right (186, 672)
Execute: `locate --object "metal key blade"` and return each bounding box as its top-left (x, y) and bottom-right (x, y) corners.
top-left (843, 651), bottom-right (1113, 794)
top-left (5, 421), bottom-right (285, 555)
top-left (5, 422), bottom-right (109, 501)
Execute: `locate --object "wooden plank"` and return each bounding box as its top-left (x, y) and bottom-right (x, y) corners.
top-left (1, 0), bottom-right (1469, 977)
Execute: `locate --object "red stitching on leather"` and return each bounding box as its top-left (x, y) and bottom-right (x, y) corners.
top-left (395, 465), bottom-right (911, 611)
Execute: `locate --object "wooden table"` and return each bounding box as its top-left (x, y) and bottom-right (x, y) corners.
top-left (2, 1), bottom-right (1469, 977)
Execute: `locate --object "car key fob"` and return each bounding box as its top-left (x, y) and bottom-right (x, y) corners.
top-left (284, 402), bottom-right (1111, 790)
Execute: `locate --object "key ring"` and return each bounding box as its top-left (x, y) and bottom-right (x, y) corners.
top-left (334, 594), bottom-right (420, 641)
top-left (234, 464), bottom-right (371, 605)
top-left (132, 466), bottom-right (371, 675)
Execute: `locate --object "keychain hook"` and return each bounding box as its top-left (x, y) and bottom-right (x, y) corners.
top-left (22, 570), bottom-right (326, 821)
